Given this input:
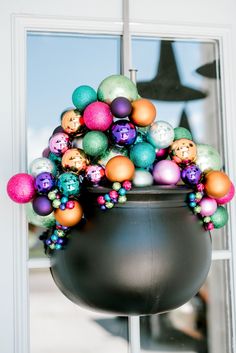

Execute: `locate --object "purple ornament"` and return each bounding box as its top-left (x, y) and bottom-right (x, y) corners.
top-left (110, 120), bottom-right (137, 146)
top-left (35, 172), bottom-right (55, 193)
top-left (53, 125), bottom-right (64, 135)
top-left (181, 164), bottom-right (202, 186)
top-left (199, 197), bottom-right (217, 217)
top-left (153, 160), bottom-right (181, 185)
top-left (85, 165), bottom-right (105, 186)
top-left (42, 147), bottom-right (50, 158)
top-left (49, 132), bottom-right (70, 155)
top-left (32, 195), bottom-right (53, 216)
top-left (111, 97), bottom-right (132, 118)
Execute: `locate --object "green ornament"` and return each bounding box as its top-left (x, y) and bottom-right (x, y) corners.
top-left (57, 172), bottom-right (80, 197)
top-left (113, 182), bottom-right (121, 191)
top-left (72, 85), bottom-right (97, 111)
top-left (49, 152), bottom-right (62, 167)
top-left (211, 206), bottom-right (228, 229)
top-left (25, 202), bottom-right (55, 228)
top-left (194, 205), bottom-right (201, 214)
top-left (174, 127), bottom-right (192, 141)
top-left (196, 144), bottom-right (222, 173)
top-left (105, 201), bottom-right (114, 209)
top-left (98, 147), bottom-right (128, 167)
top-left (195, 192), bottom-right (203, 201)
top-left (97, 75), bottom-right (138, 104)
top-left (48, 191), bottom-right (57, 200)
top-left (130, 142), bottom-right (156, 168)
top-left (52, 199), bottom-right (61, 208)
top-left (83, 131), bottom-right (108, 157)
top-left (203, 216), bottom-right (211, 223)
top-left (118, 195), bottom-right (127, 203)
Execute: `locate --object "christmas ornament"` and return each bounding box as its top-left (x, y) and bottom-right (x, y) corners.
top-left (71, 136), bottom-right (83, 149)
top-left (130, 142), bottom-right (156, 168)
top-left (72, 85), bottom-right (97, 111)
top-left (174, 127), bottom-right (192, 141)
top-left (7, 173), bottom-right (35, 203)
top-left (49, 132), bottom-right (70, 155)
top-left (85, 165), bottom-right (105, 186)
top-left (57, 173), bottom-right (80, 197)
top-left (83, 131), bottom-right (108, 157)
top-left (61, 148), bottom-right (89, 174)
top-left (98, 147), bottom-right (128, 167)
top-left (35, 172), bottom-right (55, 194)
top-left (110, 120), bottom-right (137, 146)
top-left (199, 197), bottom-right (217, 217)
top-left (54, 200), bottom-right (83, 227)
top-left (196, 144), bottom-right (222, 172)
top-left (211, 206), bottom-right (228, 229)
top-left (133, 169), bottom-right (153, 187)
top-left (155, 147), bottom-right (169, 161)
top-left (105, 156), bottom-right (135, 182)
top-left (26, 202), bottom-right (55, 228)
top-left (83, 101), bottom-right (113, 131)
top-left (29, 157), bottom-right (57, 177)
top-left (130, 98), bottom-right (156, 127)
top-left (110, 97), bottom-right (132, 118)
top-left (204, 170), bottom-right (231, 198)
top-left (170, 139), bottom-right (197, 165)
top-left (153, 160), bottom-right (180, 185)
top-left (33, 195), bottom-right (53, 216)
top-left (147, 121), bottom-right (174, 149)
top-left (215, 182), bottom-right (235, 205)
top-left (181, 164), bottom-right (202, 186)
top-left (61, 109), bottom-right (86, 136)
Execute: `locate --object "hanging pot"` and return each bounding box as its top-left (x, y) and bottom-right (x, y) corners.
top-left (50, 186), bottom-right (212, 316)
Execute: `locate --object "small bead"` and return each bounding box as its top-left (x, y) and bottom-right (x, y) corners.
top-left (194, 205), bottom-right (201, 214)
top-left (62, 226), bottom-right (69, 230)
top-left (195, 192), bottom-right (203, 201)
top-left (122, 180), bottom-right (132, 191)
top-left (119, 188), bottom-right (126, 196)
top-left (55, 244), bottom-right (62, 250)
top-left (55, 230), bottom-right (65, 237)
top-left (57, 238), bottom-right (64, 245)
top-left (59, 204), bottom-right (66, 210)
top-left (97, 195), bottom-right (106, 205)
top-left (189, 193), bottom-right (196, 201)
top-left (49, 243), bottom-right (55, 250)
top-left (112, 182), bottom-right (121, 191)
top-left (51, 234), bottom-right (58, 242)
top-left (66, 201), bottom-right (75, 209)
top-left (61, 196), bottom-right (69, 204)
top-left (52, 199), bottom-right (61, 208)
top-left (56, 194), bottom-right (61, 199)
top-left (100, 205), bottom-right (107, 211)
top-left (196, 183), bottom-right (205, 192)
top-left (189, 201), bottom-right (197, 208)
top-left (109, 190), bottom-right (118, 199)
top-left (104, 194), bottom-right (111, 202)
top-left (45, 239), bottom-right (52, 246)
top-left (203, 216), bottom-right (211, 223)
top-left (48, 191), bottom-right (57, 200)
top-left (118, 195), bottom-right (127, 203)
top-left (205, 222), bottom-right (214, 231)
top-left (105, 201), bottom-right (114, 209)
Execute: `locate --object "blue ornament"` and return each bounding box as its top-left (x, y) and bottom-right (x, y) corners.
top-left (35, 172), bottom-right (55, 194)
top-left (130, 142), bottom-right (156, 168)
top-left (110, 120), bottom-right (137, 146)
top-left (57, 173), bottom-right (80, 197)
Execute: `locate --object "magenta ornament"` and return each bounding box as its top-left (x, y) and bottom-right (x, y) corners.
top-left (49, 132), bottom-right (70, 155)
top-left (199, 197), bottom-right (218, 217)
top-left (156, 148), bottom-right (169, 161)
top-left (153, 160), bottom-right (181, 185)
top-left (215, 182), bottom-right (235, 205)
top-left (7, 173), bottom-right (35, 204)
top-left (83, 102), bottom-right (113, 131)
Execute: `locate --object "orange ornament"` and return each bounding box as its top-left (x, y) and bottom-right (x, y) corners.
top-left (205, 171), bottom-right (231, 198)
top-left (130, 98), bottom-right (156, 127)
top-left (61, 109), bottom-right (86, 136)
top-left (54, 201), bottom-right (83, 227)
top-left (105, 156), bottom-right (135, 182)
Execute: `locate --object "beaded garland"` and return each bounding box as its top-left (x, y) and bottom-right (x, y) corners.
top-left (6, 74), bottom-right (234, 252)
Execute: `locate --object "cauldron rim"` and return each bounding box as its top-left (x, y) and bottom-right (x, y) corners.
top-left (86, 185), bottom-right (192, 195)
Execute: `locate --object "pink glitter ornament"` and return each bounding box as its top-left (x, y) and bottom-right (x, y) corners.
top-left (215, 182), bottom-right (235, 205)
top-left (66, 201), bottom-right (75, 209)
top-left (122, 180), bottom-right (132, 191)
top-left (83, 102), bottom-right (113, 131)
top-left (7, 173), bottom-right (35, 203)
top-left (109, 190), bottom-right (119, 199)
top-left (153, 160), bottom-right (181, 185)
top-left (97, 196), bottom-right (106, 205)
top-left (199, 197), bottom-right (217, 217)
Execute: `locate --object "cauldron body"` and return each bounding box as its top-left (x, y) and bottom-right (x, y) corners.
top-left (51, 186), bottom-right (211, 315)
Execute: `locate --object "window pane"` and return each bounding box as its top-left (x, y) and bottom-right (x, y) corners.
top-left (132, 37), bottom-right (227, 250)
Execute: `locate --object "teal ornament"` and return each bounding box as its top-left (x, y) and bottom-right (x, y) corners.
top-left (57, 172), bottom-right (80, 197)
top-left (25, 202), bottom-right (55, 228)
top-left (147, 121), bottom-right (174, 149)
top-left (174, 127), bottom-right (193, 141)
top-left (29, 157), bottom-right (57, 177)
top-left (49, 152), bottom-right (62, 167)
top-left (133, 168), bottom-right (153, 187)
top-left (98, 147), bottom-right (128, 167)
top-left (83, 131), bottom-right (108, 157)
top-left (196, 144), bottom-right (222, 173)
top-left (134, 127), bottom-right (148, 144)
top-left (72, 85), bottom-right (97, 111)
top-left (97, 75), bottom-right (138, 104)
top-left (130, 142), bottom-right (156, 168)
top-left (211, 206), bottom-right (228, 229)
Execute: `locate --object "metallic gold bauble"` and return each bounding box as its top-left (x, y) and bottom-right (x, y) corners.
top-left (170, 138), bottom-right (197, 165)
top-left (54, 201), bottom-right (83, 227)
top-left (196, 144), bottom-right (222, 173)
top-left (61, 148), bottom-right (89, 174)
top-left (61, 109), bottom-right (86, 136)
top-left (130, 99), bottom-right (156, 127)
top-left (204, 170), bottom-right (231, 198)
top-left (105, 156), bottom-right (135, 182)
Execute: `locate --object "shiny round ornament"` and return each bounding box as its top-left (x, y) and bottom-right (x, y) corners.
top-left (133, 169), bottom-right (153, 187)
top-left (71, 136), bottom-right (83, 149)
top-left (42, 147), bottom-right (50, 158)
top-left (49, 152), bottom-right (62, 168)
top-left (196, 144), bottom-right (222, 173)
top-left (49, 132), bottom-right (70, 155)
top-left (170, 139), bottom-right (197, 165)
top-left (105, 156), bottom-right (135, 182)
top-left (57, 173), bottom-right (80, 197)
top-left (98, 147), bottom-right (128, 167)
top-left (130, 98), bottom-right (156, 127)
top-left (110, 120), bottom-right (137, 146)
top-left (110, 97), bottom-right (132, 118)
top-left (147, 121), bottom-right (174, 149)
top-left (25, 202), bottom-right (55, 228)
top-left (7, 173), bottom-right (35, 204)
top-left (62, 148), bottom-right (89, 174)
top-left (61, 109), bottom-right (86, 136)
top-left (29, 157), bottom-right (57, 177)
top-left (35, 172), bottom-right (55, 194)
top-left (72, 85), bottom-right (97, 111)
top-left (199, 197), bottom-right (218, 217)
top-left (215, 182), bottom-right (235, 205)
top-left (53, 125), bottom-right (64, 134)
top-left (83, 131), bottom-right (108, 157)
top-left (211, 206), bottom-right (229, 229)
top-left (181, 164), bottom-right (202, 186)
top-left (130, 142), bottom-right (156, 168)
top-left (174, 127), bottom-right (192, 141)
top-left (156, 148), bottom-right (169, 161)
top-left (204, 170), bottom-right (231, 198)
top-left (83, 102), bottom-right (113, 131)
top-left (153, 160), bottom-right (181, 185)
top-left (97, 74), bottom-right (138, 104)
top-left (33, 195), bottom-right (53, 216)
top-left (85, 165), bottom-right (105, 186)
top-left (54, 200), bottom-right (83, 227)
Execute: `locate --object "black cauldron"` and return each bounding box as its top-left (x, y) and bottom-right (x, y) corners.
top-left (50, 186), bottom-right (212, 315)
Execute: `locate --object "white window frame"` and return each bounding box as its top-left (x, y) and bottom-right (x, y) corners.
top-left (12, 14), bottom-right (236, 353)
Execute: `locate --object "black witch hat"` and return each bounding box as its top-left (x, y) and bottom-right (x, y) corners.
top-left (179, 108), bottom-right (192, 135)
top-left (137, 41), bottom-right (207, 101)
top-left (196, 59), bottom-right (220, 79)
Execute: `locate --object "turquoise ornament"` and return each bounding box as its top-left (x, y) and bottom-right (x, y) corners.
top-left (196, 144), bottom-right (222, 172)
top-left (49, 152), bottom-right (62, 168)
top-left (211, 206), bottom-right (228, 229)
top-left (57, 172), bottom-right (80, 197)
top-left (72, 85), bottom-right (97, 111)
top-left (133, 168), bottom-right (153, 187)
top-left (83, 131), bottom-right (108, 157)
top-left (25, 202), bottom-right (56, 228)
top-left (130, 142), bottom-right (156, 168)
top-left (97, 75), bottom-right (138, 104)
top-left (174, 127), bottom-right (192, 141)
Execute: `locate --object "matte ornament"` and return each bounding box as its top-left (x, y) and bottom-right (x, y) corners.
top-left (110, 97), bottom-right (132, 118)
top-left (83, 131), bottom-right (108, 157)
top-left (54, 200), bottom-right (83, 227)
top-left (174, 127), bottom-right (192, 141)
top-left (130, 142), bottom-right (156, 168)
top-left (61, 109), bottom-right (86, 136)
top-left (49, 132), bottom-right (70, 155)
top-left (147, 121), bottom-right (174, 149)
top-left (35, 172), bottom-right (55, 194)
top-left (204, 170), bottom-right (231, 198)
top-left (97, 75), bottom-right (138, 104)
top-left (199, 197), bottom-right (217, 217)
top-left (62, 148), bottom-right (89, 174)
top-left (215, 182), bottom-right (235, 205)
top-left (29, 157), bottom-right (57, 177)
top-left (153, 160), bottom-right (181, 185)
top-left (105, 156), bottom-right (135, 182)
top-left (33, 195), bottom-right (53, 216)
top-left (83, 102), bottom-right (113, 131)
top-left (211, 206), bottom-right (228, 229)
top-left (110, 120), bottom-right (137, 146)
top-left (196, 144), bottom-right (222, 172)
top-left (72, 85), bottom-right (97, 111)
top-left (133, 168), bottom-right (153, 187)
top-left (98, 147), bottom-right (128, 167)
top-left (7, 173), bottom-right (35, 204)
top-left (85, 165), bottom-right (105, 186)
top-left (57, 173), bottom-right (80, 197)
top-left (170, 139), bottom-right (197, 165)
top-left (25, 202), bottom-right (55, 228)
top-left (181, 165), bottom-right (202, 185)
top-left (130, 98), bottom-right (156, 127)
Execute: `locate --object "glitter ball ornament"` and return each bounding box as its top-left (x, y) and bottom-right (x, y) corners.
top-left (204, 170), bottom-right (231, 198)
top-left (98, 147), bottom-right (128, 167)
top-left (130, 98), bottom-right (156, 127)
top-left (83, 131), bottom-right (108, 157)
top-left (215, 182), bottom-right (235, 205)
top-left (199, 197), bottom-right (218, 217)
top-left (72, 85), bottom-right (97, 111)
top-left (25, 202), bottom-right (55, 228)
top-left (153, 160), bottom-right (181, 185)
top-left (130, 142), bottom-right (156, 168)
top-left (170, 139), bottom-right (197, 165)
top-left (105, 156), bottom-right (135, 182)
top-left (174, 127), bottom-right (192, 141)
top-left (211, 206), bottom-right (229, 229)
top-left (7, 173), bottom-right (35, 204)
top-left (97, 74), bottom-right (138, 104)
top-left (85, 165), bottom-right (105, 186)
top-left (110, 97), bottom-right (132, 118)
top-left (57, 172), bottom-right (80, 197)
top-left (110, 120), bottom-right (137, 146)
top-left (133, 169), bottom-right (153, 187)
top-left (61, 148), bottom-right (89, 174)
top-left (181, 165), bottom-right (202, 186)
top-left (54, 200), bottom-right (83, 227)
top-left (33, 195), bottom-right (53, 216)
top-left (29, 157), bottom-right (57, 177)
top-left (83, 101), bottom-right (113, 131)
top-left (49, 132), bottom-right (70, 155)
top-left (147, 121), bottom-right (174, 149)
top-left (196, 144), bottom-right (222, 172)
top-left (61, 109), bottom-right (86, 136)
top-left (35, 172), bottom-right (55, 194)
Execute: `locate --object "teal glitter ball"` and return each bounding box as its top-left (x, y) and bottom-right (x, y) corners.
top-left (174, 127), bottom-right (193, 141)
top-left (57, 172), bottom-right (80, 197)
top-left (130, 142), bottom-right (156, 168)
top-left (211, 206), bottom-right (229, 229)
top-left (72, 85), bottom-right (97, 111)
top-left (83, 131), bottom-right (108, 157)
